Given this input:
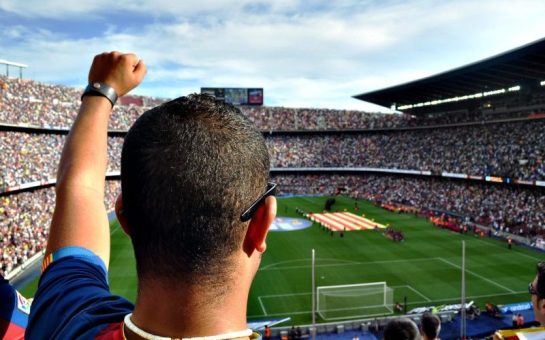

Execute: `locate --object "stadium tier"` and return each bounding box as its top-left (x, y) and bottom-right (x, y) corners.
top-left (1, 74), bottom-right (545, 280)
top-left (3, 75), bottom-right (545, 131)
top-left (0, 181), bottom-right (120, 276)
top-left (0, 120), bottom-right (544, 190)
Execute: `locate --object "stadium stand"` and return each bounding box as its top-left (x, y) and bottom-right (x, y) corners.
top-left (0, 120), bottom-right (544, 191)
top-left (267, 120), bottom-right (545, 180)
top-left (0, 41), bottom-right (544, 340)
top-left (0, 132), bottom-right (123, 189)
top-left (1, 79), bottom-right (545, 277)
top-left (271, 174), bottom-right (545, 237)
top-left (3, 74), bottom-right (545, 131)
top-left (0, 181), bottom-right (120, 277)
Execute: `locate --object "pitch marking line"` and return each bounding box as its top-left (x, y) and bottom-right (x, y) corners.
top-left (260, 257), bottom-right (433, 271)
top-left (422, 290), bottom-right (527, 305)
top-left (392, 285), bottom-right (432, 302)
top-left (471, 236), bottom-right (542, 262)
top-left (248, 290), bottom-right (527, 318)
top-left (260, 291), bottom-right (312, 299)
top-left (110, 223), bottom-right (121, 235)
top-left (436, 257), bottom-right (516, 293)
top-left (260, 258), bottom-right (360, 271)
top-left (258, 297), bottom-right (267, 316)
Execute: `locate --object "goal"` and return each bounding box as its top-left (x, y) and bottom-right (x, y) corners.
top-left (316, 282), bottom-right (394, 320)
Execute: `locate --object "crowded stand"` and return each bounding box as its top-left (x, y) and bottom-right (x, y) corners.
top-left (0, 180), bottom-right (120, 277)
top-left (1, 74), bottom-right (545, 280)
top-left (0, 76), bottom-right (148, 130)
top-left (240, 106), bottom-right (412, 130)
top-left (0, 132), bottom-right (123, 189)
top-left (3, 75), bottom-right (545, 131)
top-left (271, 174), bottom-right (545, 238)
top-left (268, 119), bottom-right (545, 181)
top-left (0, 118), bottom-right (543, 189)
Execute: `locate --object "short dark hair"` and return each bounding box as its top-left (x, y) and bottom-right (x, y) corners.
top-left (121, 94), bottom-right (269, 284)
top-left (420, 313), bottom-right (440, 339)
top-left (536, 261), bottom-right (545, 299)
top-left (384, 318), bottom-right (421, 340)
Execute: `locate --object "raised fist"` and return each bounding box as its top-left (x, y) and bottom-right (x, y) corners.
top-left (88, 51), bottom-right (147, 97)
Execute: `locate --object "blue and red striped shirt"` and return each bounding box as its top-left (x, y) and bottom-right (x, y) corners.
top-left (0, 276), bottom-right (29, 340)
top-left (26, 247), bottom-right (133, 339)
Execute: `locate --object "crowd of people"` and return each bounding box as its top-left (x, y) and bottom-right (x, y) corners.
top-left (268, 120), bottom-right (545, 181)
top-left (0, 180), bottom-right (120, 276)
top-left (0, 117), bottom-right (540, 190)
top-left (0, 76), bottom-right (150, 130)
top-left (0, 132), bottom-right (123, 189)
top-left (271, 174), bottom-right (545, 239)
top-left (2, 75), bottom-right (545, 132)
top-left (1, 74), bottom-right (545, 278)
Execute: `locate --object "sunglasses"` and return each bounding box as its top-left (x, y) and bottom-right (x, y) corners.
top-left (529, 282), bottom-right (545, 299)
top-left (529, 282), bottom-right (538, 296)
top-left (240, 182), bottom-right (277, 222)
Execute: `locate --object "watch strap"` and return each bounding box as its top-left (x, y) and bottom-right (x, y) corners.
top-left (81, 82), bottom-right (118, 107)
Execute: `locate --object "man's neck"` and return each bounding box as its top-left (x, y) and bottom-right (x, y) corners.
top-left (126, 278), bottom-right (251, 340)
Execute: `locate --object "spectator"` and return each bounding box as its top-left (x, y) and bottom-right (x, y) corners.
top-left (264, 325), bottom-right (271, 340)
top-left (27, 53), bottom-right (276, 339)
top-left (530, 262), bottom-right (545, 325)
top-left (383, 317), bottom-right (421, 340)
top-left (420, 313), bottom-right (441, 340)
top-left (495, 262), bottom-right (545, 339)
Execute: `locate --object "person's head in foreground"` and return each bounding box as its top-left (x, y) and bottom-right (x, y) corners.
top-left (420, 312), bottom-right (440, 340)
top-left (530, 261), bottom-right (545, 325)
top-left (383, 317), bottom-right (421, 340)
top-left (27, 52), bottom-right (277, 340)
top-left (117, 94), bottom-right (277, 336)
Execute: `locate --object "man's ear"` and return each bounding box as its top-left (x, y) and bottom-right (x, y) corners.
top-left (115, 194), bottom-right (130, 236)
top-left (243, 196), bottom-right (276, 256)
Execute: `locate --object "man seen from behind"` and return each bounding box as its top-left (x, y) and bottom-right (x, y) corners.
top-left (27, 51), bottom-right (277, 339)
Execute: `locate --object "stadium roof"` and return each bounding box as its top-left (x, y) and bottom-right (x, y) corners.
top-left (353, 37), bottom-right (545, 113)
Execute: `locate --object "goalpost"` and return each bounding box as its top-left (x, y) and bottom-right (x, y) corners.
top-left (316, 282), bottom-right (394, 321)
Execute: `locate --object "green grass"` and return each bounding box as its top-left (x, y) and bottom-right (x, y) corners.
top-left (248, 196), bottom-right (543, 324)
top-left (21, 196), bottom-right (544, 326)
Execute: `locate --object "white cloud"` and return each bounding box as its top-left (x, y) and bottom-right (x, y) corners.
top-left (1, 0), bottom-right (545, 110)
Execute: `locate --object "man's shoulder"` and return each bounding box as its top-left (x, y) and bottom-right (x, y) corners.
top-left (27, 247), bottom-right (134, 339)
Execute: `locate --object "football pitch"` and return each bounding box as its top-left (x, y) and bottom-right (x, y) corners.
top-left (21, 196), bottom-right (543, 325)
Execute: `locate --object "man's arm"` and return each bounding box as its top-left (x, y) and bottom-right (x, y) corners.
top-left (45, 52), bottom-right (146, 267)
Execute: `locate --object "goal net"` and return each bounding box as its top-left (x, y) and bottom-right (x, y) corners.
top-left (316, 282), bottom-right (394, 320)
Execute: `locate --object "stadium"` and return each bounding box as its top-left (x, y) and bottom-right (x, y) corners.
top-left (1, 15), bottom-right (545, 340)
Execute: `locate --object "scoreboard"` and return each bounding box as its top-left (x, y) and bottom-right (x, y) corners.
top-left (201, 87), bottom-right (264, 106)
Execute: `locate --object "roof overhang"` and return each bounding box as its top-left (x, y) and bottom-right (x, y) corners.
top-left (353, 38), bottom-right (545, 114)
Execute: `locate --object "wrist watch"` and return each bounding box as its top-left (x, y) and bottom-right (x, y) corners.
top-left (81, 82), bottom-right (118, 107)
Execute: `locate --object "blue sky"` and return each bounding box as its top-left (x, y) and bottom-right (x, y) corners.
top-left (1, 0), bottom-right (545, 111)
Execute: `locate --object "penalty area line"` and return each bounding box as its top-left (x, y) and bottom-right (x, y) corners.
top-left (436, 257), bottom-right (516, 293)
top-left (258, 296), bottom-right (268, 316)
top-left (392, 285), bottom-right (431, 302)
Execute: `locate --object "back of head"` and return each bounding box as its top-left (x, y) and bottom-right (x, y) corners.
top-left (420, 313), bottom-right (440, 340)
top-left (121, 94), bottom-right (270, 286)
top-left (384, 318), bottom-right (421, 340)
top-left (537, 262), bottom-right (545, 298)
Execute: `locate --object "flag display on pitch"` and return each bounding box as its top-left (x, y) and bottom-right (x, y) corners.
top-left (308, 212), bottom-right (386, 231)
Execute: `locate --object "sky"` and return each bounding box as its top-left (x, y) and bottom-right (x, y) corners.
top-left (1, 0), bottom-right (545, 111)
